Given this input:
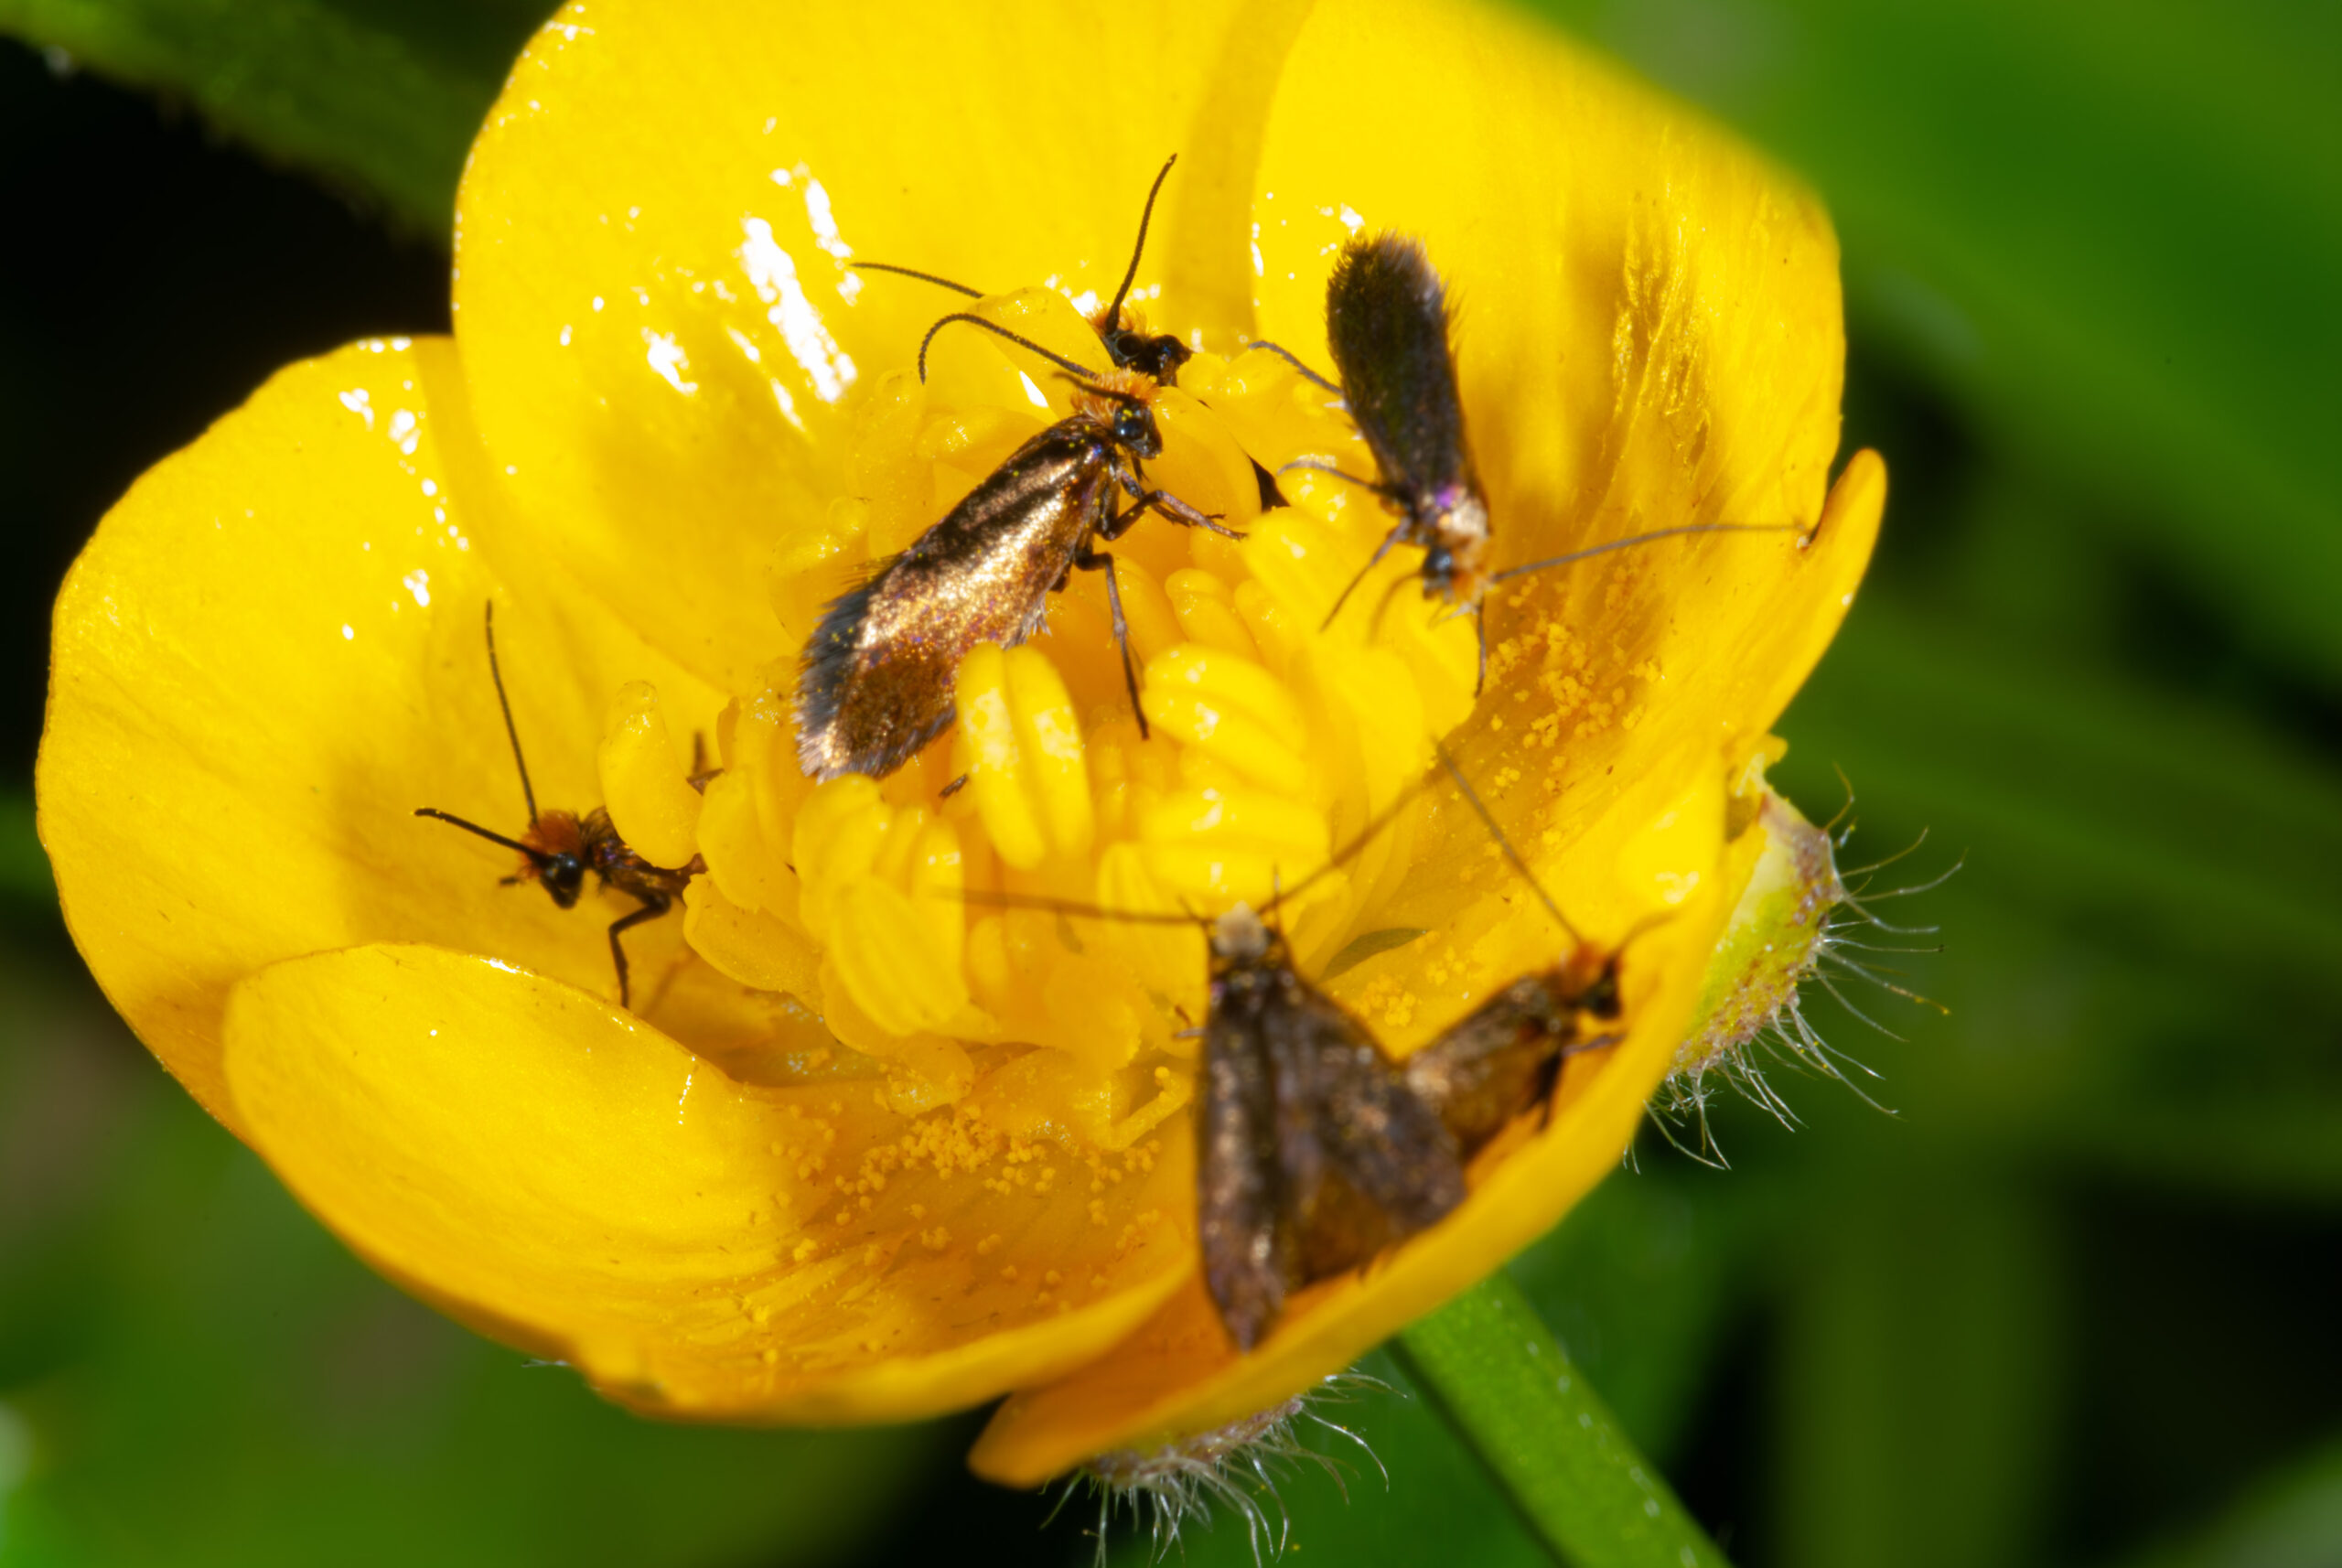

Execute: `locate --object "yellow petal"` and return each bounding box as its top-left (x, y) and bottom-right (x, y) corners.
top-left (36, 339), bottom-right (722, 1127)
top-left (225, 943), bottom-right (1193, 1421)
top-left (453, 0), bottom-right (1309, 694)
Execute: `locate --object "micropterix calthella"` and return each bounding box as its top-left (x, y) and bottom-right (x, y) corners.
top-left (414, 604), bottom-right (704, 1012)
top-left (793, 332), bottom-right (1235, 782)
top-left (1399, 745), bottom-right (1628, 1156)
top-left (1269, 231), bottom-right (1784, 689)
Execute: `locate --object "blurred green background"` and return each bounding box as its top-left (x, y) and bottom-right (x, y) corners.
top-left (0, 1), bottom-right (2335, 1563)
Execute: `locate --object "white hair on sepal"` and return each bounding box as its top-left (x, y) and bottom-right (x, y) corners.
top-left (1653, 778), bottom-right (1959, 1168)
top-left (1061, 1372), bottom-right (1389, 1566)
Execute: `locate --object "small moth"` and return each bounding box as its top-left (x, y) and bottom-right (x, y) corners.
top-left (415, 605), bottom-right (704, 1011)
top-left (1400, 745), bottom-right (1628, 1153)
top-left (1198, 901), bottom-right (1466, 1351)
top-left (793, 346), bottom-right (1234, 781)
top-left (1267, 231), bottom-right (1785, 689)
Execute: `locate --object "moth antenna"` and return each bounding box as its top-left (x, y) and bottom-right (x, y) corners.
top-left (1262, 772), bottom-right (1435, 917)
top-left (414, 807), bottom-right (551, 867)
top-left (956, 889), bottom-right (1199, 927)
top-left (1320, 521), bottom-right (1411, 631)
top-left (1433, 740), bottom-right (1584, 947)
top-left (848, 260), bottom-right (983, 297)
top-left (1102, 154), bottom-right (1176, 336)
top-left (482, 603), bottom-right (540, 828)
top-left (1243, 339), bottom-right (1342, 395)
top-left (1489, 521), bottom-right (1790, 585)
top-left (918, 313), bottom-right (1106, 384)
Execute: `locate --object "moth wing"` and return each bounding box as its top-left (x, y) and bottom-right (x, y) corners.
top-left (1268, 982), bottom-right (1466, 1286)
top-left (1324, 231), bottom-right (1476, 499)
top-left (1198, 1008), bottom-right (1288, 1351)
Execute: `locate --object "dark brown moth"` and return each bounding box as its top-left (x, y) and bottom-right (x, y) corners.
top-left (965, 792), bottom-right (1466, 1352)
top-left (1400, 745), bottom-right (1628, 1155)
top-left (415, 605), bottom-right (704, 1011)
top-left (794, 338), bottom-right (1235, 782)
top-left (1198, 900), bottom-right (1466, 1350)
top-left (852, 154), bottom-right (1194, 386)
top-left (1266, 231), bottom-right (1782, 690)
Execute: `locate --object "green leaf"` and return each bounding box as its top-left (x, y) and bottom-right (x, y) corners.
top-left (0, 793), bottom-right (51, 917)
top-left (1768, 1166), bottom-right (2064, 1568)
top-left (2121, 1436), bottom-right (2342, 1568)
top-left (1393, 1274), bottom-right (1731, 1568)
top-left (0, 0), bottom-right (554, 238)
top-left (1523, 0), bottom-right (2342, 678)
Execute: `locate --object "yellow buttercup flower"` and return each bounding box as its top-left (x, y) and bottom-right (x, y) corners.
top-left (36, 0), bottom-right (1879, 1487)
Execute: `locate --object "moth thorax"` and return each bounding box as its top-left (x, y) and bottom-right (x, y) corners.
top-left (523, 810), bottom-right (584, 861)
top-left (1069, 365), bottom-right (1158, 419)
top-left (1423, 488), bottom-right (1492, 601)
top-left (1209, 904), bottom-right (1272, 964)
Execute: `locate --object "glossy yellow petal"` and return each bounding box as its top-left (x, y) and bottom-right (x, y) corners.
top-left (453, 0), bottom-right (1308, 694)
top-left (225, 943), bottom-right (1193, 1421)
top-left (1248, 0), bottom-right (1882, 776)
top-left (37, 339), bottom-right (723, 1127)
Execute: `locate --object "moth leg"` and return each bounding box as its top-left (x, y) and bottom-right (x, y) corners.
top-left (1276, 456), bottom-right (1396, 497)
top-left (1474, 600), bottom-right (1488, 697)
top-left (607, 895), bottom-right (671, 1012)
top-left (1537, 1029), bottom-right (1627, 1129)
top-left (1110, 477), bottom-right (1242, 540)
top-left (1324, 518), bottom-right (1415, 630)
top-left (1074, 546), bottom-right (1149, 739)
top-left (1245, 339), bottom-right (1342, 394)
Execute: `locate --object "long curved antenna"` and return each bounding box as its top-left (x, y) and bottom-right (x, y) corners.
top-left (1262, 770), bottom-right (1435, 917)
top-left (414, 806), bottom-right (550, 866)
top-left (849, 260), bottom-right (983, 297)
top-left (1490, 522), bottom-right (1789, 585)
top-left (1433, 740), bottom-right (1583, 947)
top-left (1103, 155), bottom-right (1177, 336)
top-left (958, 889), bottom-right (1197, 926)
top-left (482, 604), bottom-right (539, 828)
top-left (1321, 521), bottom-right (1410, 630)
top-left (918, 313), bottom-right (1105, 384)
top-left (957, 771), bottom-right (1432, 928)
top-left (1245, 340), bottom-right (1342, 395)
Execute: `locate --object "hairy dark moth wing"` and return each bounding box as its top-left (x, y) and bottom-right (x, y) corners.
top-left (1199, 907), bottom-right (1466, 1351)
top-left (1325, 231), bottom-right (1479, 511)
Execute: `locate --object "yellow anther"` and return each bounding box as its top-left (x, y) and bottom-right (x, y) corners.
top-left (1140, 643), bottom-right (1309, 794)
top-left (596, 681), bottom-right (703, 869)
top-left (1005, 644), bottom-right (1094, 858)
top-left (1146, 385), bottom-right (1262, 532)
top-left (1165, 569), bottom-right (1261, 660)
top-left (1093, 843), bottom-right (1205, 1010)
top-left (1135, 786), bottom-right (1327, 862)
top-left (790, 775), bottom-right (888, 937)
top-left (957, 642), bottom-right (1095, 870)
top-left (907, 817), bottom-right (966, 978)
top-left (1068, 552), bottom-right (1180, 667)
top-left (957, 643), bottom-right (1045, 871)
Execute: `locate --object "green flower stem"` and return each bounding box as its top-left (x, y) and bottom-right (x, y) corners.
top-left (1393, 1273), bottom-right (1733, 1568)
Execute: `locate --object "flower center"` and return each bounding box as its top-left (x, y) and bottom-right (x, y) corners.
top-left (648, 282), bottom-right (1482, 1150)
